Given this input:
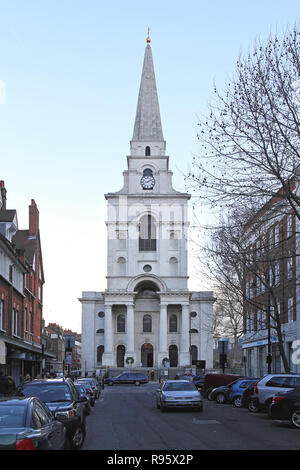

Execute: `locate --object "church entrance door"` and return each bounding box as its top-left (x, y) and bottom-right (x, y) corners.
top-left (117, 345), bottom-right (125, 367)
top-left (141, 343), bottom-right (153, 367)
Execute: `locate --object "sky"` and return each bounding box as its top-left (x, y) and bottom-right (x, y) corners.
top-left (0, 0), bottom-right (299, 333)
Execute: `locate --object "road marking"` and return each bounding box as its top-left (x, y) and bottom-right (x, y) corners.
top-left (192, 419), bottom-right (221, 425)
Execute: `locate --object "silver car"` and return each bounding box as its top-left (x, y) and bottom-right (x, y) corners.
top-left (249, 374), bottom-right (300, 412)
top-left (156, 380), bottom-right (203, 412)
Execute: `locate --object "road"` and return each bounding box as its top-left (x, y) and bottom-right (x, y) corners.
top-left (82, 382), bottom-right (300, 451)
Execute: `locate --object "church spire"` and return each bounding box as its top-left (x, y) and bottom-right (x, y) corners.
top-left (131, 34), bottom-right (165, 155)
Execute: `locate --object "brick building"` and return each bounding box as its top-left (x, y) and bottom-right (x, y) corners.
top-left (241, 182), bottom-right (299, 377)
top-left (0, 180), bottom-right (48, 384)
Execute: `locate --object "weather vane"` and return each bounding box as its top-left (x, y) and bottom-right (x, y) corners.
top-left (146, 27), bottom-right (151, 43)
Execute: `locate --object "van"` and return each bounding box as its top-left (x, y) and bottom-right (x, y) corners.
top-left (201, 373), bottom-right (242, 398)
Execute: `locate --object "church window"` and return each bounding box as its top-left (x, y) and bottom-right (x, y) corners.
top-left (117, 314), bottom-right (126, 333)
top-left (143, 314), bottom-right (152, 332)
top-left (97, 345), bottom-right (104, 364)
top-left (190, 311), bottom-right (197, 318)
top-left (169, 257), bottom-right (178, 264)
top-left (145, 146), bottom-right (151, 156)
top-left (190, 328), bottom-right (198, 333)
top-left (96, 328), bottom-right (104, 334)
top-left (98, 312), bottom-right (105, 318)
top-left (169, 314), bottom-right (177, 333)
top-left (139, 215), bottom-right (156, 251)
top-left (190, 345), bottom-right (198, 365)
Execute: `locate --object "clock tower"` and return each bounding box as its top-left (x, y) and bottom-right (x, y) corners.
top-left (80, 35), bottom-right (215, 372)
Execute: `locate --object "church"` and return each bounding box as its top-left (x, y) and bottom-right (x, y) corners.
top-left (80, 34), bottom-right (214, 373)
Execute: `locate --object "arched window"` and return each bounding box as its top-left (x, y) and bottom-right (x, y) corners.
top-left (143, 314), bottom-right (152, 333)
top-left (145, 146), bottom-right (151, 156)
top-left (117, 314), bottom-right (125, 333)
top-left (169, 345), bottom-right (178, 367)
top-left (169, 314), bottom-right (178, 333)
top-left (117, 345), bottom-right (125, 367)
top-left (97, 345), bottom-right (104, 364)
top-left (139, 215), bottom-right (156, 251)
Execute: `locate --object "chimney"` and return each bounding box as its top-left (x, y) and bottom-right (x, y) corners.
top-left (29, 199), bottom-right (39, 235)
top-left (0, 181), bottom-right (7, 211)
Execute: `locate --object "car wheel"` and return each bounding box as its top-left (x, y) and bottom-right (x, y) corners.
top-left (248, 399), bottom-right (260, 413)
top-left (290, 409), bottom-right (300, 428)
top-left (108, 381), bottom-right (114, 386)
top-left (195, 406), bottom-right (203, 412)
top-left (216, 393), bottom-right (226, 404)
top-left (207, 389), bottom-right (214, 401)
top-left (156, 401), bottom-right (160, 409)
top-left (135, 381), bottom-right (141, 386)
top-left (71, 425), bottom-right (85, 450)
top-left (233, 396), bottom-right (243, 408)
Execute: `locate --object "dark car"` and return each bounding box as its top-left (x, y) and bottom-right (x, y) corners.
top-left (77, 378), bottom-right (101, 399)
top-left (19, 378), bottom-right (87, 450)
top-left (241, 381), bottom-right (257, 409)
top-left (174, 373), bottom-right (196, 382)
top-left (76, 380), bottom-right (95, 407)
top-left (269, 388), bottom-right (300, 428)
top-left (201, 373), bottom-right (242, 398)
top-left (193, 374), bottom-right (206, 390)
top-left (0, 397), bottom-right (66, 450)
top-left (210, 378), bottom-right (259, 404)
top-left (104, 372), bottom-right (148, 386)
top-left (74, 383), bottom-right (91, 416)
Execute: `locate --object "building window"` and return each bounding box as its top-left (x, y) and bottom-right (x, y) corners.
top-left (0, 299), bottom-right (4, 330)
top-left (117, 314), bottom-right (126, 333)
top-left (288, 298), bottom-right (294, 323)
top-left (169, 314), bottom-right (177, 333)
top-left (143, 314), bottom-right (152, 333)
top-left (139, 215), bottom-right (156, 251)
top-left (287, 256), bottom-right (293, 279)
top-left (97, 345), bottom-right (104, 364)
top-left (287, 214), bottom-right (293, 237)
top-left (145, 146), bottom-right (151, 156)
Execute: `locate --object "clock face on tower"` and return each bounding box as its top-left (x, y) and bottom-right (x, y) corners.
top-left (140, 169), bottom-right (155, 190)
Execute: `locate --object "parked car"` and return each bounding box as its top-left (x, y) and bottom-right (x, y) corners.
top-left (209, 378), bottom-right (257, 404)
top-left (231, 379), bottom-right (260, 408)
top-left (19, 378), bottom-right (87, 450)
top-left (193, 374), bottom-right (206, 390)
top-left (74, 383), bottom-right (91, 416)
top-left (104, 372), bottom-right (148, 386)
top-left (174, 373), bottom-right (195, 382)
top-left (0, 397), bottom-right (66, 450)
top-left (241, 381), bottom-right (257, 409)
top-left (75, 380), bottom-right (96, 406)
top-left (201, 373), bottom-right (242, 398)
top-left (248, 374), bottom-right (300, 413)
top-left (269, 388), bottom-right (300, 428)
top-left (86, 378), bottom-right (101, 399)
top-left (156, 380), bottom-right (203, 412)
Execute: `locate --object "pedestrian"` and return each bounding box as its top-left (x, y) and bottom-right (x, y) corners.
top-left (23, 373), bottom-right (31, 384)
top-left (0, 371), bottom-right (9, 397)
top-left (6, 376), bottom-right (16, 396)
top-left (150, 370), bottom-right (155, 381)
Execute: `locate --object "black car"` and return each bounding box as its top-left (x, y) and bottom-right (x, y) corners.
top-left (77, 378), bottom-right (101, 399)
top-left (174, 373), bottom-right (196, 382)
top-left (74, 383), bottom-right (91, 416)
top-left (19, 378), bottom-right (87, 450)
top-left (193, 374), bottom-right (206, 390)
top-left (104, 372), bottom-right (148, 386)
top-left (269, 388), bottom-right (300, 428)
top-left (0, 397), bottom-right (66, 450)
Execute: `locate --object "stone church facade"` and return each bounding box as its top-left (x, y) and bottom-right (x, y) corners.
top-left (80, 37), bottom-right (214, 372)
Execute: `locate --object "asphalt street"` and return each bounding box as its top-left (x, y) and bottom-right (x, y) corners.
top-left (82, 382), bottom-right (300, 451)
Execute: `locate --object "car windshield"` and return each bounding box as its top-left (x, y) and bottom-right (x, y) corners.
top-left (0, 404), bottom-right (27, 427)
top-left (163, 382), bottom-right (197, 392)
top-left (21, 383), bottom-right (72, 402)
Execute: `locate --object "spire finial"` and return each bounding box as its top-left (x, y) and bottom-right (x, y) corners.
top-left (146, 27), bottom-right (151, 44)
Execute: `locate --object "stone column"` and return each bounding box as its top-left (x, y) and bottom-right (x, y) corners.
top-left (158, 303), bottom-right (168, 366)
top-left (126, 304), bottom-right (135, 354)
top-left (124, 304), bottom-right (136, 366)
top-left (179, 304), bottom-right (190, 366)
top-left (102, 304), bottom-right (114, 366)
